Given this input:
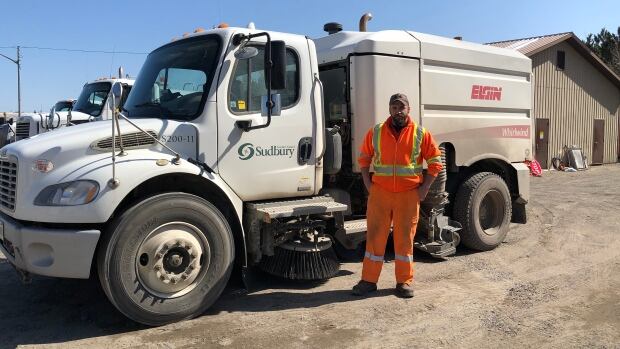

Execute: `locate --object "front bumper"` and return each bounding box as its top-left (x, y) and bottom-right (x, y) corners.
top-left (0, 212), bottom-right (100, 279)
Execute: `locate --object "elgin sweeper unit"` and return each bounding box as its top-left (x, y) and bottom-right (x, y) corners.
top-left (0, 15), bottom-right (531, 325)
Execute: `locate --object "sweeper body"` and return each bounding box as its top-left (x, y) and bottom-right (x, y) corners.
top-left (0, 22), bottom-right (532, 325)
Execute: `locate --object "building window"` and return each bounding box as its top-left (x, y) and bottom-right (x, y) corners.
top-left (556, 50), bottom-right (565, 70)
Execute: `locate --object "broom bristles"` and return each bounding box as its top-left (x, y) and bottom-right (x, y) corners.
top-left (259, 246), bottom-right (340, 280)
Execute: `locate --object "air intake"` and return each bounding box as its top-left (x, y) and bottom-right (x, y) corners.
top-left (323, 22), bottom-right (343, 35)
top-left (15, 121), bottom-right (30, 139)
top-left (91, 131), bottom-right (158, 151)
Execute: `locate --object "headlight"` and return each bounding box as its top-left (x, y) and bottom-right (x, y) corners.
top-left (34, 180), bottom-right (99, 206)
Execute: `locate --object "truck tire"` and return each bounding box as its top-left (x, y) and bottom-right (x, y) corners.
top-left (453, 172), bottom-right (512, 251)
top-left (97, 192), bottom-right (234, 326)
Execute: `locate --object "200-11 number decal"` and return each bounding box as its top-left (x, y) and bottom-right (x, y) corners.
top-left (160, 135), bottom-right (195, 143)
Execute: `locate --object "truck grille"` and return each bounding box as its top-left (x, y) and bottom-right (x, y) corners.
top-left (91, 131), bottom-right (158, 151)
top-left (16, 122), bottom-right (30, 139)
top-left (0, 157), bottom-right (18, 211)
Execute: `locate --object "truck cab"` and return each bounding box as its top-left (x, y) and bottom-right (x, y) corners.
top-left (13, 78), bottom-right (134, 141)
top-left (0, 23), bottom-right (531, 326)
top-left (46, 78), bottom-right (134, 129)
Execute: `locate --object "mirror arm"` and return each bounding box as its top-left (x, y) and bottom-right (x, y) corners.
top-left (234, 32), bottom-right (273, 132)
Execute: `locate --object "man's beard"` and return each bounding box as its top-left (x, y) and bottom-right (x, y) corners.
top-left (391, 113), bottom-right (408, 128)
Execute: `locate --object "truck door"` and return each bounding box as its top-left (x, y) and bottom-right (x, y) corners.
top-left (216, 34), bottom-right (316, 201)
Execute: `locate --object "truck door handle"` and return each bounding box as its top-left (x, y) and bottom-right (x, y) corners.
top-left (298, 137), bottom-right (313, 165)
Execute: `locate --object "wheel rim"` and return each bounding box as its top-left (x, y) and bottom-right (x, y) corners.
top-left (135, 221), bottom-right (210, 299)
top-left (478, 189), bottom-right (505, 236)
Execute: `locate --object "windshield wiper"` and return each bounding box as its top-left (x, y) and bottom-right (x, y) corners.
top-left (131, 101), bottom-right (168, 118)
top-left (133, 101), bottom-right (162, 108)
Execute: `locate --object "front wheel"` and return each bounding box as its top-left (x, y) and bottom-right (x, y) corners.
top-left (97, 193), bottom-right (234, 326)
top-left (454, 172), bottom-right (512, 251)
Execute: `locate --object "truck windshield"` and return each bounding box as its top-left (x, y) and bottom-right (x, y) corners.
top-left (124, 35), bottom-right (221, 120)
top-left (73, 82), bottom-right (111, 117)
top-left (54, 101), bottom-right (74, 112)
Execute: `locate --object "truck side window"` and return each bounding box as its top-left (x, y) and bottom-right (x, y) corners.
top-left (229, 46), bottom-right (299, 114)
top-left (319, 67), bottom-right (347, 121)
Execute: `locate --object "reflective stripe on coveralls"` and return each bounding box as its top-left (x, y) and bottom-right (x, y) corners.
top-left (364, 252), bottom-right (384, 262)
top-left (394, 254), bottom-right (414, 262)
top-left (372, 123), bottom-right (426, 177)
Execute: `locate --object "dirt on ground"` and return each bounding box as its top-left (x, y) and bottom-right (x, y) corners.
top-left (1, 164), bottom-right (619, 349)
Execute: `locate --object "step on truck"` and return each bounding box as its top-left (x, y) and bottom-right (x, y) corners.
top-left (0, 17), bottom-right (532, 325)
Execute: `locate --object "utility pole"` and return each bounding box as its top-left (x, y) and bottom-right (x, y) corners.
top-left (0, 46), bottom-right (21, 118)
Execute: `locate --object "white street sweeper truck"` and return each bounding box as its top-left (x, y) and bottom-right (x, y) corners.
top-left (0, 17), bottom-right (532, 325)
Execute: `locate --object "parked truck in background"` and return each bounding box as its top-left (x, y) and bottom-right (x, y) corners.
top-left (14, 75), bottom-right (134, 140)
top-left (46, 77), bottom-right (134, 129)
top-left (0, 17), bottom-right (532, 325)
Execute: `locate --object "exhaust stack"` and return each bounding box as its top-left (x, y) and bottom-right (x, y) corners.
top-left (359, 13), bottom-right (373, 32)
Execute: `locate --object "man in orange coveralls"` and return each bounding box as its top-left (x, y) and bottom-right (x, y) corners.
top-left (352, 93), bottom-right (443, 298)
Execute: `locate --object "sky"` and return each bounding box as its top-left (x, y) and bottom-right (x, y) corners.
top-left (1, 0), bottom-right (618, 113)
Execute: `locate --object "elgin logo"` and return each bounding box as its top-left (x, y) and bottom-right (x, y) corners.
top-left (471, 85), bottom-right (502, 101)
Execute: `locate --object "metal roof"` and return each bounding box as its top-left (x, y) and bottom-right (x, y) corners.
top-left (487, 33), bottom-right (572, 56)
top-left (487, 32), bottom-right (620, 89)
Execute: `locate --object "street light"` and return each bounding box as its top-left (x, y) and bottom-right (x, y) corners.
top-left (0, 46), bottom-right (21, 118)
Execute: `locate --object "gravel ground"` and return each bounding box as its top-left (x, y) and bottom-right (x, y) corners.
top-left (1, 164), bottom-right (619, 349)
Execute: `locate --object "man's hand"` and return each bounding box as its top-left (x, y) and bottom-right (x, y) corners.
top-left (361, 167), bottom-right (372, 192)
top-left (418, 183), bottom-right (430, 201)
top-left (418, 174), bottom-right (436, 201)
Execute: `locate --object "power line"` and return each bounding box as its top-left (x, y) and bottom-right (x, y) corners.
top-left (0, 45), bottom-right (148, 55)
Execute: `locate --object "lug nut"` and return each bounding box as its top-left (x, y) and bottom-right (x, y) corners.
top-left (159, 275), bottom-right (165, 281)
top-left (155, 253), bottom-right (163, 259)
top-left (171, 278), bottom-right (177, 284)
top-left (184, 245), bottom-right (191, 250)
top-left (181, 274), bottom-right (188, 280)
top-left (154, 265), bottom-right (161, 271)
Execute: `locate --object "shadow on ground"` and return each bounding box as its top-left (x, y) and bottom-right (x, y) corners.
top-left (0, 239), bottom-right (456, 347)
top-left (0, 262), bottom-right (144, 348)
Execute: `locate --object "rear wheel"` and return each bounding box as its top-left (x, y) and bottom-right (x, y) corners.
top-left (454, 172), bottom-right (512, 251)
top-left (97, 193), bottom-right (234, 326)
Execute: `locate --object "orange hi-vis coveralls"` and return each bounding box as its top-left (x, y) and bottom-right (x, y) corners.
top-left (358, 116), bottom-right (443, 285)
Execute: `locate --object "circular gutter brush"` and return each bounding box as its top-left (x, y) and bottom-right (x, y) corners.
top-left (259, 235), bottom-right (340, 280)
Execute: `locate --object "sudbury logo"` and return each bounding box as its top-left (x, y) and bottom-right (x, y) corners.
top-left (238, 143), bottom-right (295, 160)
top-left (471, 85), bottom-right (502, 101)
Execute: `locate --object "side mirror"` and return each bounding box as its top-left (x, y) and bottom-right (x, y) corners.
top-left (265, 40), bottom-right (287, 90)
top-left (46, 107), bottom-right (56, 129)
top-left (234, 46), bottom-right (259, 60)
top-left (111, 82), bottom-right (123, 110)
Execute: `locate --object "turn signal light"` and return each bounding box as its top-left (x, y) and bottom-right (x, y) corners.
top-left (33, 159), bottom-right (54, 173)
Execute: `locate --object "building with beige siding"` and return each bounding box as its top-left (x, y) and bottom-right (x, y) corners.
top-left (488, 33), bottom-right (620, 168)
